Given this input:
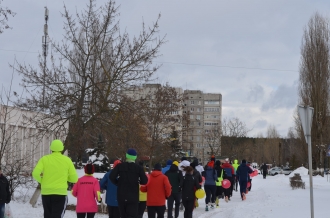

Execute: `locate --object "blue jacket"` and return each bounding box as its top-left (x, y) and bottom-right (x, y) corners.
top-left (236, 163), bottom-right (253, 182)
top-left (203, 166), bottom-right (217, 186)
top-left (100, 170), bottom-right (118, 206)
top-left (162, 165), bottom-right (171, 174)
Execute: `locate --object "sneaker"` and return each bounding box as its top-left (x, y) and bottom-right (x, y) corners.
top-left (205, 206), bottom-right (209, 211)
top-left (210, 204), bottom-right (214, 209)
top-left (216, 204), bottom-right (219, 208)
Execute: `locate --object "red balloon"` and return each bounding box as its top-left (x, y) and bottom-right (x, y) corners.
top-left (247, 182), bottom-right (251, 188)
top-left (253, 170), bottom-right (258, 176)
top-left (222, 179), bottom-right (231, 189)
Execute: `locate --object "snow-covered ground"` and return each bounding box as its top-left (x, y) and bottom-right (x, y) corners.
top-left (9, 167), bottom-right (330, 217)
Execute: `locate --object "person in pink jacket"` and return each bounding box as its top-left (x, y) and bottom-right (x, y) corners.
top-left (72, 164), bottom-right (101, 218)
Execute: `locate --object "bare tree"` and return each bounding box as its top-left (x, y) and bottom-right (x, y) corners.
top-left (0, 0), bottom-right (15, 34)
top-left (14, 0), bottom-right (165, 163)
top-left (203, 126), bottom-right (221, 157)
top-left (299, 12), bottom-right (330, 169)
top-left (221, 117), bottom-right (251, 160)
top-left (265, 124), bottom-right (281, 166)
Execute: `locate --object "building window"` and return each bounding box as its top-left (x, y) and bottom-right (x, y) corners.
top-left (197, 108), bottom-right (201, 112)
top-left (191, 100), bottom-right (194, 105)
top-left (197, 129), bottom-right (201, 133)
top-left (198, 101), bottom-right (201, 105)
top-left (196, 115), bottom-right (201, 120)
top-left (191, 136), bottom-right (194, 140)
top-left (190, 115), bottom-right (194, 119)
top-left (190, 108), bottom-right (194, 112)
top-left (196, 136), bottom-right (200, 141)
top-left (204, 122), bottom-right (218, 126)
top-left (205, 100), bottom-right (220, 105)
top-left (204, 107), bottom-right (220, 112)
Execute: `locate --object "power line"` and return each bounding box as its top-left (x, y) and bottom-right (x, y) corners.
top-left (0, 48), bottom-right (298, 72)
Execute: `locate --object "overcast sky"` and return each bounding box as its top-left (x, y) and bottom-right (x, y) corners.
top-left (1, 0), bottom-right (329, 137)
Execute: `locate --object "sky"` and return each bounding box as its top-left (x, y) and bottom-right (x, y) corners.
top-left (1, 0), bottom-right (330, 137)
top-left (10, 167), bottom-right (330, 217)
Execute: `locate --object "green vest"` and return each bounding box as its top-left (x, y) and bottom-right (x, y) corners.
top-left (216, 169), bottom-right (224, 186)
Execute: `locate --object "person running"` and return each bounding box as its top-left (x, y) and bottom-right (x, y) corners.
top-left (140, 163), bottom-right (171, 218)
top-left (100, 160), bottom-right (122, 218)
top-left (138, 161), bottom-right (148, 218)
top-left (109, 148), bottom-right (148, 218)
top-left (72, 164), bottom-right (101, 218)
top-left (202, 161), bottom-right (217, 211)
top-left (0, 166), bottom-right (11, 218)
top-left (165, 161), bottom-right (183, 218)
top-left (190, 159), bottom-right (202, 208)
top-left (236, 159), bottom-right (253, 201)
top-left (261, 163), bottom-right (268, 179)
top-left (214, 160), bottom-right (227, 207)
top-left (181, 166), bottom-right (201, 218)
top-left (222, 158), bottom-right (235, 202)
top-left (162, 160), bottom-right (172, 174)
top-left (32, 139), bottom-right (78, 218)
top-left (232, 159), bottom-right (240, 191)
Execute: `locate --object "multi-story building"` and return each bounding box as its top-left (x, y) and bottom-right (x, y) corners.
top-left (182, 90), bottom-right (222, 164)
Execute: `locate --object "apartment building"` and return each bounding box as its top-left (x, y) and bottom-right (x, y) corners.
top-left (182, 90), bottom-right (222, 164)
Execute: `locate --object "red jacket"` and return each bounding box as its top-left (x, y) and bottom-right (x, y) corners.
top-left (222, 163), bottom-right (235, 176)
top-left (140, 170), bottom-right (171, 206)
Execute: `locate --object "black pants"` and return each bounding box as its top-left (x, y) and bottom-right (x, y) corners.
top-left (263, 171), bottom-right (267, 179)
top-left (239, 180), bottom-right (248, 199)
top-left (138, 201), bottom-right (146, 218)
top-left (182, 199), bottom-right (194, 218)
top-left (77, 213), bottom-right (95, 218)
top-left (229, 177), bottom-right (234, 196)
top-left (42, 195), bottom-right (67, 218)
top-left (215, 186), bottom-right (223, 198)
top-left (147, 205), bottom-right (166, 218)
top-left (235, 176), bottom-right (239, 191)
top-left (118, 201), bottom-right (138, 218)
top-left (108, 205), bottom-right (120, 218)
top-left (167, 192), bottom-right (181, 218)
top-left (204, 185), bottom-right (216, 204)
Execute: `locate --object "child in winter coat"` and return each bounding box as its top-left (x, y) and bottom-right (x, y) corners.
top-left (72, 164), bottom-right (101, 218)
top-left (100, 160), bottom-right (122, 218)
top-left (140, 163), bottom-right (172, 218)
top-left (181, 166), bottom-right (201, 218)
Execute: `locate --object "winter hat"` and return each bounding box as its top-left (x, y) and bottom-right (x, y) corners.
top-left (190, 159), bottom-right (198, 169)
top-left (84, 164), bottom-right (95, 174)
top-left (207, 161), bottom-right (214, 168)
top-left (166, 160), bottom-right (173, 165)
top-left (154, 163), bottom-right (162, 171)
top-left (215, 160), bottom-right (221, 166)
top-left (225, 158), bottom-right (229, 163)
top-left (50, 139), bottom-right (64, 152)
top-left (113, 160), bottom-right (121, 168)
top-left (126, 148), bottom-right (137, 160)
top-left (242, 159), bottom-right (247, 164)
top-left (173, 161), bottom-right (179, 166)
top-left (211, 155), bottom-right (215, 162)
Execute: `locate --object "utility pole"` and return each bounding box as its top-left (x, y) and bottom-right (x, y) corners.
top-left (42, 7), bottom-right (49, 107)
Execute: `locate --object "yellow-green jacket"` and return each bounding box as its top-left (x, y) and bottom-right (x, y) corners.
top-left (32, 151), bottom-right (78, 195)
top-left (232, 160), bottom-right (240, 174)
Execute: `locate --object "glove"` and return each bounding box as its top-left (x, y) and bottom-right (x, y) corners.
top-left (97, 198), bottom-right (102, 204)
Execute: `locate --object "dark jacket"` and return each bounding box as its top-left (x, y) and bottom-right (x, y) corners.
top-left (236, 163), bottom-right (253, 182)
top-left (109, 162), bottom-right (148, 203)
top-left (261, 164), bottom-right (268, 172)
top-left (0, 174), bottom-right (11, 204)
top-left (214, 162), bottom-right (227, 180)
top-left (165, 164), bottom-right (183, 194)
top-left (100, 170), bottom-right (118, 206)
top-left (202, 166), bottom-right (217, 186)
top-left (181, 173), bottom-right (200, 201)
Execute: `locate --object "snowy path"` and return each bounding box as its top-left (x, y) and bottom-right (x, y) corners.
top-left (10, 170), bottom-right (330, 217)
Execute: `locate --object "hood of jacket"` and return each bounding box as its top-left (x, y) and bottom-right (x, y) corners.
top-left (234, 159), bottom-right (238, 164)
top-left (222, 162), bottom-right (232, 168)
top-left (151, 170), bottom-right (163, 177)
top-left (215, 160), bottom-right (221, 166)
top-left (169, 164), bottom-right (179, 171)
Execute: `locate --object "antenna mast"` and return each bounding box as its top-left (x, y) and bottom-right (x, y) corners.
top-left (42, 7), bottom-right (49, 107)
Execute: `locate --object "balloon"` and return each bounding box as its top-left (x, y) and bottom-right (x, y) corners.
top-left (222, 179), bottom-right (231, 189)
top-left (247, 182), bottom-right (251, 188)
top-left (195, 189), bottom-right (206, 199)
top-left (253, 170), bottom-right (258, 176)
